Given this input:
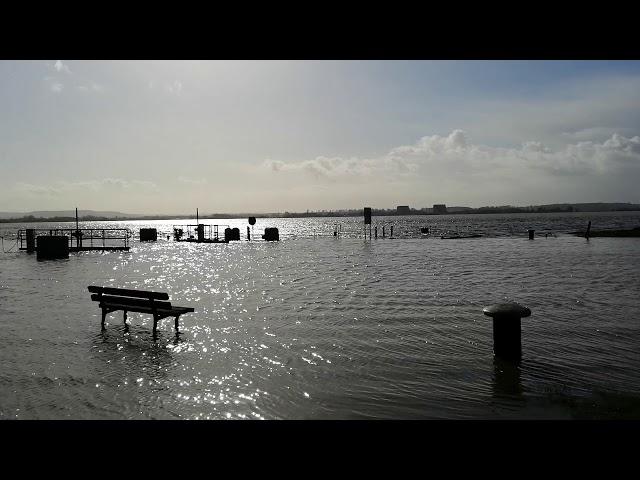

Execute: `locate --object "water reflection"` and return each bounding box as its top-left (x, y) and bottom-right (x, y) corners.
top-left (90, 326), bottom-right (176, 385)
top-left (492, 357), bottom-right (523, 399)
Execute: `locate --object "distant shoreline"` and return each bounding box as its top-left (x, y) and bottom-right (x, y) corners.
top-left (2, 206), bottom-right (640, 224)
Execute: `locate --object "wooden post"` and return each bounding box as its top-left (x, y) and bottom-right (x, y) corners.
top-left (375, 226), bottom-right (377, 238)
top-left (101, 308), bottom-right (107, 329)
top-left (123, 310), bottom-right (127, 324)
top-left (586, 221), bottom-right (591, 240)
top-left (383, 226), bottom-right (385, 238)
top-left (174, 316), bottom-right (180, 332)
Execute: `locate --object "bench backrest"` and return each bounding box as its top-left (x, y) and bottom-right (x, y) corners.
top-left (88, 286), bottom-right (170, 302)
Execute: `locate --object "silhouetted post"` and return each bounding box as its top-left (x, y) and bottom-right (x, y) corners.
top-left (247, 226), bottom-right (251, 241)
top-left (390, 226), bottom-right (393, 237)
top-left (26, 229), bottom-right (36, 253)
top-left (483, 303), bottom-right (531, 361)
top-left (140, 228), bottom-right (157, 241)
top-left (382, 226), bottom-right (385, 238)
top-left (528, 229), bottom-right (534, 240)
top-left (364, 207), bottom-right (372, 240)
top-left (585, 221), bottom-right (591, 240)
top-left (375, 226), bottom-right (377, 238)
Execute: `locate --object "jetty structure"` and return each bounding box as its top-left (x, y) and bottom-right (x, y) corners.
top-left (172, 208), bottom-right (235, 243)
top-left (18, 208), bottom-right (131, 257)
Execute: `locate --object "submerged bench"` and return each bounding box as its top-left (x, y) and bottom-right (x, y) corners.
top-left (88, 286), bottom-right (194, 333)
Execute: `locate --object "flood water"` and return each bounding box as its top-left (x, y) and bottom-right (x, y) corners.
top-left (1, 212), bottom-right (640, 419)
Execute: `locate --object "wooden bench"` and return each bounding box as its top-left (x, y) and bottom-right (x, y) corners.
top-left (88, 286), bottom-right (194, 333)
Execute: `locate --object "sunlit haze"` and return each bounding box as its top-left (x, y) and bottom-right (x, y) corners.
top-left (2, 60), bottom-right (640, 214)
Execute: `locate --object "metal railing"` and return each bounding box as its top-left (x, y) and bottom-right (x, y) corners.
top-left (172, 224), bottom-right (231, 242)
top-left (18, 228), bottom-right (132, 250)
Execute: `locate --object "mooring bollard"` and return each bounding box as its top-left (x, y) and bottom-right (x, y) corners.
top-left (140, 228), bottom-right (157, 242)
top-left (36, 235), bottom-right (69, 260)
top-left (528, 229), bottom-right (534, 240)
top-left (483, 302), bottom-right (531, 361)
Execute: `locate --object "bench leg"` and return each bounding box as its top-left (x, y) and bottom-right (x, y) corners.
top-left (101, 308), bottom-right (107, 329)
top-left (174, 315), bottom-right (180, 332)
top-left (153, 314), bottom-right (158, 334)
top-left (123, 310), bottom-right (127, 324)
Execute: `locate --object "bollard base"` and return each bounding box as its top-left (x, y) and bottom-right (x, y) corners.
top-left (492, 317), bottom-right (522, 361)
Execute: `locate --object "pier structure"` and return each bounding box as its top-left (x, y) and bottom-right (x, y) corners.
top-left (18, 228), bottom-right (131, 252)
top-left (172, 224), bottom-right (230, 243)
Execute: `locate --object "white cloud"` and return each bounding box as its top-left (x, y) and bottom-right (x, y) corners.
top-left (53, 60), bottom-right (71, 74)
top-left (261, 130), bottom-right (640, 181)
top-left (50, 82), bottom-right (64, 93)
top-left (77, 83), bottom-right (104, 93)
top-left (177, 176), bottom-right (207, 185)
top-left (14, 179), bottom-right (159, 197)
top-left (165, 80), bottom-right (183, 95)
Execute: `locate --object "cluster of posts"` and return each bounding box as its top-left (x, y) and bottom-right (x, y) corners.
top-left (362, 207), bottom-right (393, 239)
top-left (140, 214), bottom-right (279, 244)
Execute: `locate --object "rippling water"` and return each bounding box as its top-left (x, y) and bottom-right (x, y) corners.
top-left (1, 212), bottom-right (640, 419)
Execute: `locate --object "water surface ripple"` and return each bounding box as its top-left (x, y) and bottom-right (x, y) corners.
top-left (1, 213), bottom-right (639, 419)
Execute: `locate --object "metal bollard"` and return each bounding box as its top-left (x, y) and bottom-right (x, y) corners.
top-left (483, 302), bottom-right (531, 361)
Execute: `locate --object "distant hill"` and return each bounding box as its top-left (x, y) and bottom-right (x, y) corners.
top-left (0, 210), bottom-right (143, 219)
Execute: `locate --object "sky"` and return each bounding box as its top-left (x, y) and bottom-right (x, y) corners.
top-left (1, 60), bottom-right (639, 214)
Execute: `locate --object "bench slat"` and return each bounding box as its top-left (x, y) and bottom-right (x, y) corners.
top-left (88, 285), bottom-right (169, 300)
top-left (99, 301), bottom-right (194, 315)
top-left (91, 294), bottom-right (173, 310)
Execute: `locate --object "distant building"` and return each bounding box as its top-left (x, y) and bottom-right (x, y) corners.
top-left (396, 205), bottom-right (411, 215)
top-left (433, 204), bottom-right (448, 214)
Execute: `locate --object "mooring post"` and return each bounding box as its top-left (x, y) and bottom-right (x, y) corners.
top-left (247, 226), bottom-right (251, 241)
top-left (528, 229), bottom-right (534, 240)
top-left (585, 221), bottom-right (591, 240)
top-left (382, 226), bottom-right (385, 238)
top-left (26, 229), bottom-right (36, 253)
top-left (483, 303), bottom-right (531, 361)
top-left (375, 226), bottom-right (377, 238)
top-left (390, 226), bottom-right (393, 237)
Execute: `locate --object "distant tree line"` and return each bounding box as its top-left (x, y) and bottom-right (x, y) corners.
top-left (2, 203), bottom-right (639, 223)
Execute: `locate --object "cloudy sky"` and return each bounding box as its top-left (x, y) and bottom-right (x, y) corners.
top-left (1, 60), bottom-right (639, 214)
